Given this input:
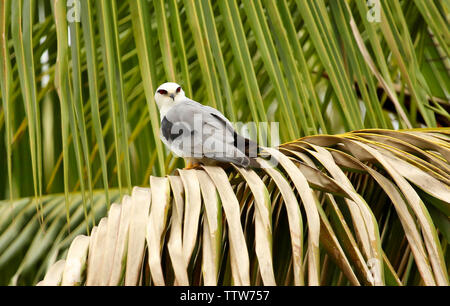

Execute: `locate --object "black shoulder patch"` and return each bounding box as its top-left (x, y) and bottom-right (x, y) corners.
top-left (161, 116), bottom-right (183, 141)
top-left (210, 113), bottom-right (227, 125)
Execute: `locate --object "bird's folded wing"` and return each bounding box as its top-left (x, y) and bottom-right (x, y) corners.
top-left (161, 100), bottom-right (241, 159)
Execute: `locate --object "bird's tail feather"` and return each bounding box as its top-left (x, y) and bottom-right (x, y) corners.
top-left (212, 150), bottom-right (267, 168)
top-left (212, 156), bottom-right (251, 168)
top-left (248, 157), bottom-right (261, 168)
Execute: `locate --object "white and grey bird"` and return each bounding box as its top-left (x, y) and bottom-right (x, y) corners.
top-left (154, 82), bottom-right (260, 169)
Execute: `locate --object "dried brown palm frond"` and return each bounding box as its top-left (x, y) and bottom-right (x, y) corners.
top-left (34, 129), bottom-right (450, 286)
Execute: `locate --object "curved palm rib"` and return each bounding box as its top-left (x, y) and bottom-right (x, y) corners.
top-left (29, 129), bottom-right (449, 286)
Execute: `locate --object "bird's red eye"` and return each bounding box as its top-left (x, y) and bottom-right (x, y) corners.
top-left (158, 89), bottom-right (168, 95)
top-left (176, 87), bottom-right (181, 93)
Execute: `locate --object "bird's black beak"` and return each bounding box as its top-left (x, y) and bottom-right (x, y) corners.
top-left (170, 94), bottom-right (175, 100)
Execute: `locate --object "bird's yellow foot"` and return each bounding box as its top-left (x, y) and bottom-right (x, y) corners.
top-left (184, 162), bottom-right (202, 170)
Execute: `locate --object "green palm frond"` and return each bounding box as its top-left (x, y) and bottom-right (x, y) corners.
top-left (1, 0), bottom-right (449, 202)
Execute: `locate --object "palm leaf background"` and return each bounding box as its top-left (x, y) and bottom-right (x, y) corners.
top-left (0, 0), bottom-right (449, 285)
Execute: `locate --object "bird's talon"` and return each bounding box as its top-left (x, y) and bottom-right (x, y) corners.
top-left (184, 162), bottom-right (201, 170)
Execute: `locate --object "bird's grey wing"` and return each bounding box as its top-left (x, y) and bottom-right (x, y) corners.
top-left (162, 100), bottom-right (251, 167)
top-left (193, 100), bottom-right (259, 158)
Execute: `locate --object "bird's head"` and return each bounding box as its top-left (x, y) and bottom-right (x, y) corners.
top-left (154, 82), bottom-right (186, 113)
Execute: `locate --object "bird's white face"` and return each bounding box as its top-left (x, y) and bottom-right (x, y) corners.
top-left (154, 82), bottom-right (186, 116)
